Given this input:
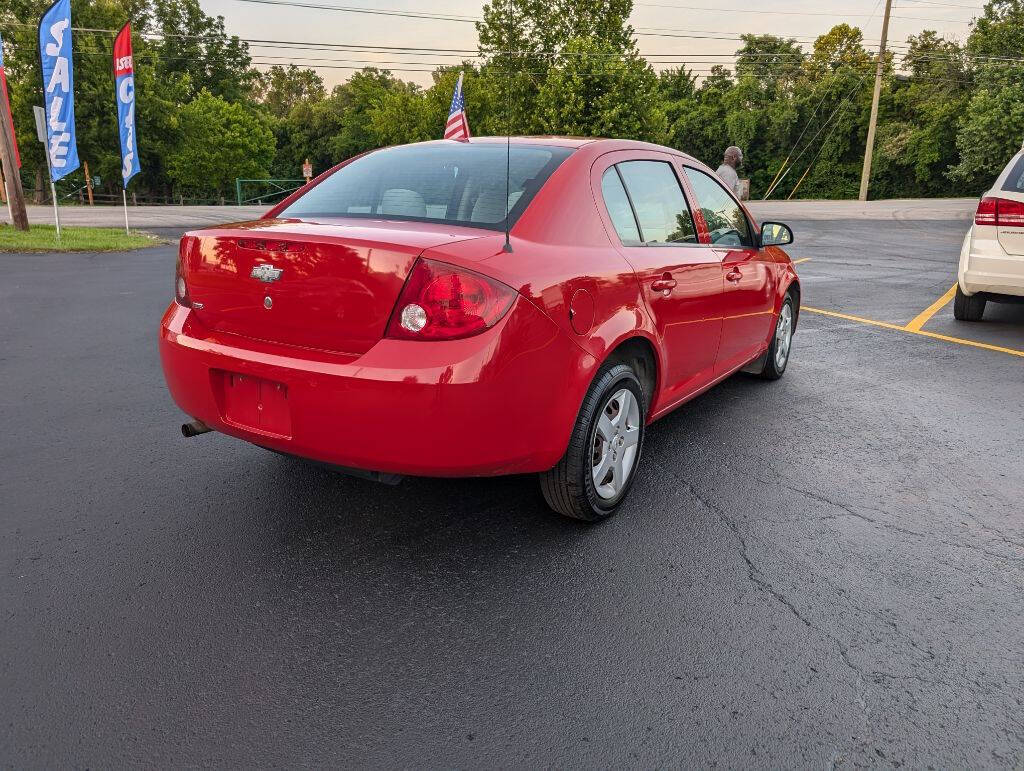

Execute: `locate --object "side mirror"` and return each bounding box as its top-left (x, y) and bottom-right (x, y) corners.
top-left (760, 221), bottom-right (793, 247)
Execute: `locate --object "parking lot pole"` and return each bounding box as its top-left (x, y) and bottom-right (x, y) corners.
top-left (859, 0), bottom-right (893, 201)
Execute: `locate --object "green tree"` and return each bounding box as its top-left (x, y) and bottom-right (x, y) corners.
top-left (149, 0), bottom-right (257, 103)
top-left (806, 24), bottom-right (873, 78)
top-left (328, 69), bottom-right (419, 160)
top-left (2, 0), bottom-right (150, 199)
top-left (416, 66), bottom-right (503, 137)
top-left (657, 67), bottom-right (697, 103)
top-left (966, 0), bottom-right (1024, 58)
top-left (949, 0), bottom-right (1024, 186)
top-left (949, 66), bottom-right (1024, 187)
top-left (736, 34), bottom-right (805, 94)
top-left (166, 89), bottom-right (274, 196)
top-left (0, 0), bottom-right (263, 201)
top-left (368, 88), bottom-right (435, 147)
top-left (667, 65), bottom-right (732, 167)
top-left (476, 0), bottom-right (636, 134)
top-left (870, 32), bottom-right (971, 197)
top-left (273, 68), bottom-right (422, 176)
top-left (535, 36), bottom-right (666, 142)
top-left (259, 65), bottom-right (325, 119)
top-left (478, 0), bottom-right (634, 59)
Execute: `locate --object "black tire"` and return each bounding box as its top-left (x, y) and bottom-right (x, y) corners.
top-left (953, 285), bottom-right (986, 321)
top-left (539, 363), bottom-right (646, 522)
top-left (758, 293), bottom-right (796, 381)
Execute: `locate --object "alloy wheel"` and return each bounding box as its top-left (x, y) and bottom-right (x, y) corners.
top-left (591, 388), bottom-right (641, 500)
top-left (774, 303), bottom-right (793, 370)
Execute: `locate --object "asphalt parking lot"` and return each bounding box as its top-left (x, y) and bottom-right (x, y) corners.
top-left (2, 210), bottom-right (1022, 767)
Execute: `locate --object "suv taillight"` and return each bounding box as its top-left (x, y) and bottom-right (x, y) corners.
top-left (386, 258), bottom-right (517, 341)
top-left (976, 196), bottom-right (1024, 226)
top-left (175, 237), bottom-right (194, 307)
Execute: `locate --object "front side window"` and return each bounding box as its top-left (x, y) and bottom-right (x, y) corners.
top-left (683, 168), bottom-right (753, 247)
top-left (601, 167), bottom-right (641, 245)
top-left (279, 143), bottom-right (573, 231)
top-left (616, 161), bottom-right (698, 245)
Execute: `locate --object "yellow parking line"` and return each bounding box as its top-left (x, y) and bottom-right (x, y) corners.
top-left (793, 257), bottom-right (812, 264)
top-left (802, 306), bottom-right (1024, 359)
top-left (905, 283), bottom-right (957, 332)
top-left (803, 306), bottom-right (906, 331)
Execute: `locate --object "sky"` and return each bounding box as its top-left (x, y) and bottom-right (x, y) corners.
top-left (198, 0), bottom-right (985, 89)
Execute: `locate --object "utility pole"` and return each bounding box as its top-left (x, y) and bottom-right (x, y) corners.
top-left (0, 86), bottom-right (29, 230)
top-left (859, 0), bottom-right (893, 202)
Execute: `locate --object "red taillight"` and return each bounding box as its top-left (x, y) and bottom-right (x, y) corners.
top-left (976, 196), bottom-right (1024, 226)
top-left (998, 198), bottom-right (1024, 226)
top-left (386, 258), bottom-right (517, 341)
top-left (175, 237), bottom-right (193, 307)
top-left (975, 197), bottom-right (997, 226)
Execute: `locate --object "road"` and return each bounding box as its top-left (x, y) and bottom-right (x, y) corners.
top-left (5, 203), bottom-right (270, 228)
top-left (3, 197), bottom-right (978, 229)
top-left (1, 212), bottom-right (1022, 767)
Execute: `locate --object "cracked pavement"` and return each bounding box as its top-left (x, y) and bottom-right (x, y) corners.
top-left (1, 218), bottom-right (1022, 767)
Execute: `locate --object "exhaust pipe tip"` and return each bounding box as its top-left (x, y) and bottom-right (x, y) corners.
top-left (181, 419), bottom-right (211, 438)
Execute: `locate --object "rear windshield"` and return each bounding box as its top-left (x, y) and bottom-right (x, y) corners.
top-left (1001, 153), bottom-right (1024, 193)
top-left (279, 143), bottom-right (573, 230)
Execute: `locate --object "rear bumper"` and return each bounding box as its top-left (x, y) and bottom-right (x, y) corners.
top-left (958, 228), bottom-right (1024, 297)
top-left (159, 296), bottom-right (593, 477)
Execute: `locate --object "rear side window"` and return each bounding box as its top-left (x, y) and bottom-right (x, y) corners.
top-left (1001, 153), bottom-right (1024, 193)
top-left (683, 168), bottom-right (753, 247)
top-left (616, 161), bottom-right (698, 245)
top-left (279, 143), bottom-right (573, 231)
top-left (601, 168), bottom-right (641, 245)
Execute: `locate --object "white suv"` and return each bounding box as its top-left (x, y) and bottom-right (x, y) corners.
top-left (956, 146), bottom-right (1024, 321)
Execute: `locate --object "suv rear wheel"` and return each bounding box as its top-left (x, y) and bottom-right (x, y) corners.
top-left (953, 285), bottom-right (986, 321)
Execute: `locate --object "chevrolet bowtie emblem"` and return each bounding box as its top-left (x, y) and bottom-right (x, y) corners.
top-left (250, 264), bottom-right (283, 282)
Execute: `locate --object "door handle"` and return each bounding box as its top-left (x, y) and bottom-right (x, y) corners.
top-left (726, 268), bottom-right (743, 282)
top-left (651, 276), bottom-right (677, 294)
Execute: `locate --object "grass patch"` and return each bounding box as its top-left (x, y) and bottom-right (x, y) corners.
top-left (0, 224), bottom-right (165, 252)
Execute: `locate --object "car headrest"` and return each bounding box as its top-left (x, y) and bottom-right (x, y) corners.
top-left (379, 188), bottom-right (427, 218)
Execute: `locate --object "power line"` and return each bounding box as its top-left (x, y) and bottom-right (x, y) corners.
top-left (895, 0), bottom-right (986, 8)
top-left (766, 72), bottom-right (871, 198)
top-left (9, 18), bottom-right (1013, 74)
top-left (785, 98), bottom-right (852, 198)
top-left (224, 0), bottom-right (478, 23)
top-left (764, 0), bottom-right (886, 194)
top-left (0, 19), bottom-right (921, 58)
top-left (16, 35), bottom-right (1016, 72)
top-left (636, 0), bottom-right (972, 21)
top-left (223, 0), bottom-right (977, 23)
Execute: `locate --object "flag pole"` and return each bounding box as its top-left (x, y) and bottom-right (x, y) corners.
top-left (50, 179), bottom-right (60, 239)
top-left (42, 149), bottom-right (60, 239)
top-left (122, 188), bottom-right (129, 234)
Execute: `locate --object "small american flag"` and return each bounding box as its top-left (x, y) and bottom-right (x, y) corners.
top-left (444, 72), bottom-right (470, 141)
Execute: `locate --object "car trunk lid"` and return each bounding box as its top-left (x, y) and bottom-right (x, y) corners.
top-left (995, 192), bottom-right (1024, 256)
top-left (183, 219), bottom-right (488, 354)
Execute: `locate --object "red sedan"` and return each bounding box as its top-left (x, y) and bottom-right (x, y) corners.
top-left (160, 138), bottom-right (799, 521)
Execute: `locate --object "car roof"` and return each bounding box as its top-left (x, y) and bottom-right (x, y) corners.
top-left (407, 136), bottom-right (700, 163)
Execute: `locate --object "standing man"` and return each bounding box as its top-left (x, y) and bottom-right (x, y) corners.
top-left (716, 146), bottom-right (743, 197)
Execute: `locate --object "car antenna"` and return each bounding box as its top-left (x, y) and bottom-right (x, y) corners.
top-left (502, 4), bottom-right (513, 253)
top-left (503, 135), bottom-right (512, 252)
